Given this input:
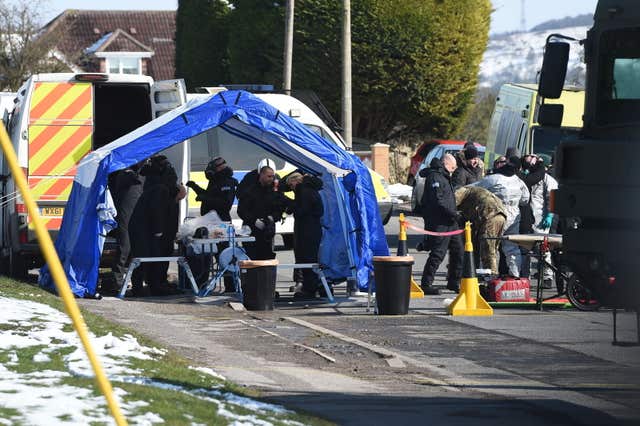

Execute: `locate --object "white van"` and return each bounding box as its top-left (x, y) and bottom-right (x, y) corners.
top-left (1, 73), bottom-right (187, 276)
top-left (186, 88), bottom-right (393, 247)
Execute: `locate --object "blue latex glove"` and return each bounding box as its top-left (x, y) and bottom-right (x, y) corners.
top-left (539, 213), bottom-right (553, 229)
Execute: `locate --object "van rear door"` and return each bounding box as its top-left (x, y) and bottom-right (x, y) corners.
top-left (27, 81), bottom-right (93, 231)
top-left (151, 79), bottom-right (188, 222)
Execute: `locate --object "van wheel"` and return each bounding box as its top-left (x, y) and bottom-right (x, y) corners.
top-left (282, 234), bottom-right (294, 250)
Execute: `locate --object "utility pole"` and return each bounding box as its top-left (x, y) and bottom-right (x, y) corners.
top-left (283, 0), bottom-right (294, 95)
top-left (342, 0), bottom-right (352, 149)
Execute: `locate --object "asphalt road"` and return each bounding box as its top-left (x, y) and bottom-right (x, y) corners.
top-left (78, 204), bottom-right (640, 425)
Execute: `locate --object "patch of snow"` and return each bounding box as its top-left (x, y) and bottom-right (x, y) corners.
top-left (0, 296), bottom-right (300, 425)
top-left (387, 183), bottom-right (413, 202)
top-left (33, 352), bottom-right (51, 363)
top-left (190, 365), bottom-right (226, 381)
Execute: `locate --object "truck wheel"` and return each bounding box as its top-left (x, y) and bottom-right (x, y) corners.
top-left (282, 234), bottom-right (294, 250)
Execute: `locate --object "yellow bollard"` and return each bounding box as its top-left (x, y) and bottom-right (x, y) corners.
top-left (0, 124), bottom-right (127, 425)
top-left (447, 221), bottom-right (493, 316)
top-left (397, 213), bottom-right (424, 298)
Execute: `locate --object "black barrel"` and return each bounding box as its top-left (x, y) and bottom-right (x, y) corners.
top-left (373, 256), bottom-right (414, 315)
top-left (239, 259), bottom-right (279, 311)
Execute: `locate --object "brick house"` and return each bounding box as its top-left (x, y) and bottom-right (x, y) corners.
top-left (41, 10), bottom-right (176, 80)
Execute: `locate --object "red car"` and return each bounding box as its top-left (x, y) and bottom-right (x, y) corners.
top-left (407, 139), bottom-right (469, 185)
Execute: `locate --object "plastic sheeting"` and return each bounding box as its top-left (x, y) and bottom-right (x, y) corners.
top-left (39, 91), bottom-right (389, 297)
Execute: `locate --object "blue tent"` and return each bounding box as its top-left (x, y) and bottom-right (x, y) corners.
top-left (39, 91), bottom-right (389, 297)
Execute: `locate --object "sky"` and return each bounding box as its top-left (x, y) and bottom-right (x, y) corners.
top-left (42, 0), bottom-right (599, 33)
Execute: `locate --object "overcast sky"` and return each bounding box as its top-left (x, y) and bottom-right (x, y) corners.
top-left (43, 0), bottom-right (599, 34)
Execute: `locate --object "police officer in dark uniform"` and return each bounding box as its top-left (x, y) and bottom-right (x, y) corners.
top-left (419, 153), bottom-right (463, 295)
top-left (109, 163), bottom-right (144, 293)
top-left (286, 172), bottom-right (324, 299)
top-left (185, 157), bottom-right (238, 290)
top-left (237, 163), bottom-right (287, 260)
top-left (129, 155), bottom-right (184, 296)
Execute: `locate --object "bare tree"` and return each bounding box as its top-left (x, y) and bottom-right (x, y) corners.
top-left (0, 0), bottom-right (69, 91)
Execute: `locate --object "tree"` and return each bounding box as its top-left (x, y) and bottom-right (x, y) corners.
top-left (0, 0), bottom-right (69, 91)
top-left (455, 87), bottom-right (497, 146)
top-left (175, 0), bottom-right (231, 90)
top-left (226, 0), bottom-right (285, 85)
top-left (197, 0), bottom-right (491, 141)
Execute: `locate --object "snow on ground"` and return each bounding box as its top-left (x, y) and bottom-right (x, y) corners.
top-left (0, 296), bottom-right (298, 425)
top-left (387, 183), bottom-right (412, 203)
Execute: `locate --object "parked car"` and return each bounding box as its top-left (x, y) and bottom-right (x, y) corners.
top-left (411, 141), bottom-right (485, 213)
top-left (407, 139), bottom-right (465, 185)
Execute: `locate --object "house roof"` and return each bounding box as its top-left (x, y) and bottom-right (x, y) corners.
top-left (85, 29), bottom-right (153, 54)
top-left (43, 10), bottom-right (175, 80)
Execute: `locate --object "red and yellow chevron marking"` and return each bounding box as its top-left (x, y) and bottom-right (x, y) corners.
top-left (28, 82), bottom-right (93, 177)
top-left (27, 176), bottom-right (74, 201)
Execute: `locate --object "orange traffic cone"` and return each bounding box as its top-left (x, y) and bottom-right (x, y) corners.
top-left (447, 221), bottom-right (493, 316)
top-left (398, 213), bottom-right (424, 299)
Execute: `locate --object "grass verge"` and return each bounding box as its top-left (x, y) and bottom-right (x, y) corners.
top-left (0, 276), bottom-right (333, 425)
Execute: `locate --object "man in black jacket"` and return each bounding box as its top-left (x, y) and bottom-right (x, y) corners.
top-left (129, 155), bottom-right (185, 296)
top-left (452, 144), bottom-right (482, 189)
top-left (419, 154), bottom-right (463, 295)
top-left (108, 163), bottom-right (144, 293)
top-left (186, 156), bottom-right (237, 220)
top-left (237, 163), bottom-right (287, 260)
top-left (286, 172), bottom-right (324, 299)
top-left (186, 157), bottom-right (238, 290)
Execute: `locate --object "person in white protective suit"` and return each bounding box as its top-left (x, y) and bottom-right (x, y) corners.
top-left (520, 154), bottom-right (559, 286)
top-left (472, 157), bottom-right (530, 277)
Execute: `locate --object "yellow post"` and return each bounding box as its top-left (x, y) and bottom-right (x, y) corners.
top-left (0, 124), bottom-right (127, 425)
top-left (397, 213), bottom-right (423, 298)
top-left (447, 221), bottom-right (492, 316)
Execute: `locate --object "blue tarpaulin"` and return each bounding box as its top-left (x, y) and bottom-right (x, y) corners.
top-left (39, 91), bottom-right (389, 297)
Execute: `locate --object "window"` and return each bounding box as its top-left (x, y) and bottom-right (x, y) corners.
top-left (106, 57), bottom-right (141, 74)
top-left (189, 126), bottom-right (286, 172)
top-left (612, 58), bottom-right (640, 99)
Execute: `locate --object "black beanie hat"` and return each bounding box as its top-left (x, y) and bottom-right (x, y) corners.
top-left (464, 146), bottom-right (479, 160)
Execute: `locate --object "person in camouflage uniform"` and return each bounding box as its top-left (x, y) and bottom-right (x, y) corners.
top-left (455, 186), bottom-right (507, 275)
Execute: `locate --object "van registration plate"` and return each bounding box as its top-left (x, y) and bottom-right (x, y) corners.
top-left (41, 207), bottom-right (64, 216)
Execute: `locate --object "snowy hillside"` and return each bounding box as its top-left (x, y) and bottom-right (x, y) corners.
top-left (479, 26), bottom-right (589, 89)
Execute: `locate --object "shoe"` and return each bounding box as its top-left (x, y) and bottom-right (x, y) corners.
top-left (293, 291), bottom-right (318, 301)
top-left (415, 241), bottom-right (424, 252)
top-left (446, 283), bottom-right (460, 293)
top-left (421, 285), bottom-right (441, 295)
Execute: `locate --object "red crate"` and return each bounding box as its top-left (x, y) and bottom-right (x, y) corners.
top-left (487, 277), bottom-right (531, 302)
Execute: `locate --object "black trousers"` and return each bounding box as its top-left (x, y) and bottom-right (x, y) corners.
top-left (112, 225), bottom-right (131, 286)
top-left (420, 224), bottom-right (463, 287)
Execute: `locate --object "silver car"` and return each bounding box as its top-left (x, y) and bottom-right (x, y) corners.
top-left (411, 143), bottom-right (485, 213)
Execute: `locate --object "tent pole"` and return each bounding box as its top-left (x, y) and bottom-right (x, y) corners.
top-left (332, 174), bottom-right (358, 286)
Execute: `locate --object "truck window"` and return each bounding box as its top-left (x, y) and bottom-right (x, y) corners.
top-left (612, 58), bottom-right (640, 99)
top-left (93, 83), bottom-right (152, 149)
top-left (597, 28), bottom-right (640, 126)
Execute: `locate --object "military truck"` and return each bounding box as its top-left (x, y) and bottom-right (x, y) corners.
top-left (538, 0), bottom-right (640, 309)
